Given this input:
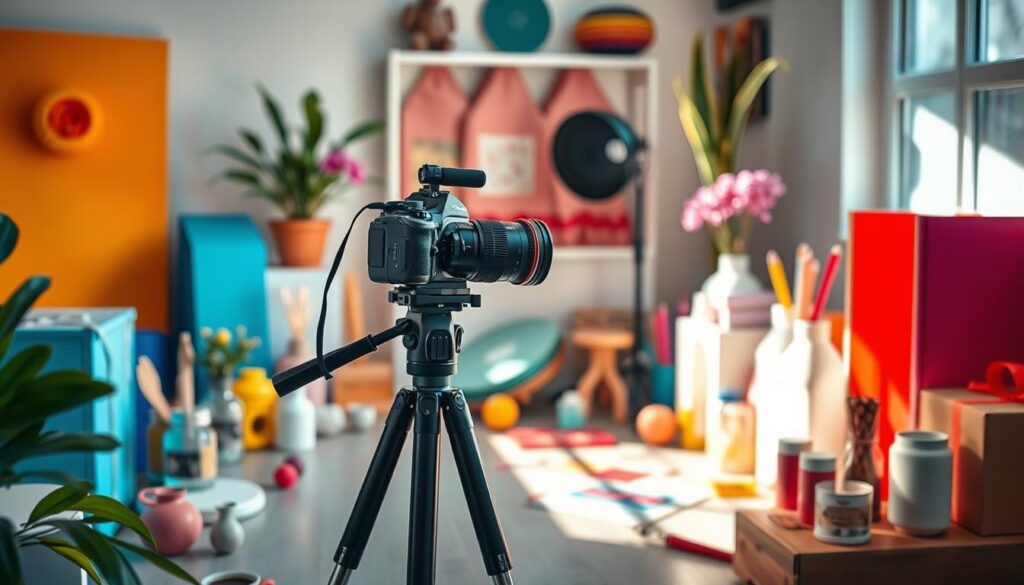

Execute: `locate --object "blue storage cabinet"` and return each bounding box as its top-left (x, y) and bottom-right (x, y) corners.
top-left (8, 309), bottom-right (137, 535)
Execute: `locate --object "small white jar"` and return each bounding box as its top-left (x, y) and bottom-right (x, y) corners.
top-left (887, 430), bottom-right (952, 536)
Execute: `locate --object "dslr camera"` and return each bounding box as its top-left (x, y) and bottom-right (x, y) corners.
top-left (368, 164), bottom-right (553, 287)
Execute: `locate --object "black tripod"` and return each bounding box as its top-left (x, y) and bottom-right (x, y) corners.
top-left (272, 281), bottom-right (513, 585)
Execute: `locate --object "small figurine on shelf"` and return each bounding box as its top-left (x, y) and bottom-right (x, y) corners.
top-left (402, 0), bottom-right (456, 50)
top-left (199, 325), bottom-right (261, 464)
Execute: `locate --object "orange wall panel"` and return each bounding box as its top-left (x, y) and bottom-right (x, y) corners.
top-left (0, 28), bottom-right (168, 329)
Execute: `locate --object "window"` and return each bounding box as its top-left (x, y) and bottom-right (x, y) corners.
top-left (890, 0), bottom-right (1024, 214)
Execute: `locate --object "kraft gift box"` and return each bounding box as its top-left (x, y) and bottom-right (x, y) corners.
top-left (918, 388), bottom-right (1024, 535)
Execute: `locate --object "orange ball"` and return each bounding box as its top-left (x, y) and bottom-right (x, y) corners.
top-left (481, 393), bottom-right (520, 431)
top-left (636, 404), bottom-right (677, 445)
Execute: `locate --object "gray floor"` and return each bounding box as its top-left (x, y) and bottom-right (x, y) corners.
top-left (131, 410), bottom-right (738, 584)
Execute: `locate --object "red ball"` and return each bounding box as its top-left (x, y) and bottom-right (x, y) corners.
top-left (259, 579), bottom-right (276, 585)
top-left (283, 454), bottom-right (305, 476)
top-left (274, 463), bottom-right (299, 489)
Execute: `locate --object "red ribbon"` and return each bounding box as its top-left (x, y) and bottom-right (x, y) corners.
top-left (948, 361), bottom-right (1024, 522)
top-left (966, 361), bottom-right (1024, 402)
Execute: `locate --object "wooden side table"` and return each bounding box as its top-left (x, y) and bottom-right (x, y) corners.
top-left (572, 327), bottom-right (634, 423)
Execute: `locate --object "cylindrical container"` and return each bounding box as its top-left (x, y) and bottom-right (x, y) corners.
top-left (146, 411), bottom-right (169, 479)
top-left (209, 376), bottom-right (245, 465)
top-left (888, 430), bottom-right (952, 536)
top-left (275, 386), bottom-right (316, 452)
top-left (776, 437), bottom-right (812, 510)
top-left (556, 390), bottom-right (586, 429)
top-left (650, 363), bottom-right (676, 407)
top-left (233, 367), bottom-right (278, 450)
top-left (813, 480), bottom-right (873, 545)
top-left (711, 390), bottom-right (755, 475)
top-left (749, 303), bottom-right (794, 487)
top-left (798, 451), bottom-right (836, 527)
top-left (778, 320), bottom-right (847, 464)
top-left (162, 408), bottom-right (217, 490)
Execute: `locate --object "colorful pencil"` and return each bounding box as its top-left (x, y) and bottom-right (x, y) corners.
top-left (665, 533), bottom-right (733, 562)
top-left (810, 244), bottom-right (843, 321)
top-left (800, 259), bottom-right (820, 320)
top-left (792, 244), bottom-right (812, 320)
top-left (766, 250), bottom-right (792, 309)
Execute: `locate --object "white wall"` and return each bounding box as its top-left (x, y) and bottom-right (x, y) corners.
top-left (0, 0), bottom-right (845, 336)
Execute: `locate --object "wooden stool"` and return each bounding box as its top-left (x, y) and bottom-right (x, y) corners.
top-left (572, 327), bottom-right (634, 423)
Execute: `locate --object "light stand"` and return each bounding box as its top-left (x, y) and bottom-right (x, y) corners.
top-left (552, 111), bottom-right (651, 420)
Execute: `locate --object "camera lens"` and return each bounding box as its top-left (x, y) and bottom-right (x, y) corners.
top-left (440, 219), bottom-right (552, 286)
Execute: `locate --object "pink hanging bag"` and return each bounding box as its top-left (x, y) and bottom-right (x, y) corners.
top-left (401, 67), bottom-right (468, 197)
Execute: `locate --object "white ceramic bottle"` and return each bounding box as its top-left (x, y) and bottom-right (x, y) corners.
top-left (776, 319), bottom-right (846, 462)
top-left (748, 303), bottom-right (794, 487)
top-left (275, 386), bottom-right (316, 452)
top-left (888, 430), bottom-right (952, 536)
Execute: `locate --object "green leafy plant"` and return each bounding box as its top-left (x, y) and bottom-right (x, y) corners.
top-left (197, 325), bottom-right (260, 380)
top-left (0, 213), bottom-right (198, 585)
top-left (673, 34), bottom-right (789, 186)
top-left (213, 84), bottom-right (383, 219)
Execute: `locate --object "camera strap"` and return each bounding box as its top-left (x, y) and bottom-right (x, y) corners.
top-left (316, 202), bottom-right (385, 381)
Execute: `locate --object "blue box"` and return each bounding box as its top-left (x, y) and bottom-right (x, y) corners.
top-left (8, 309), bottom-right (137, 535)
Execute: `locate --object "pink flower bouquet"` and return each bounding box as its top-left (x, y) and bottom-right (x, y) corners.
top-left (680, 169), bottom-right (786, 254)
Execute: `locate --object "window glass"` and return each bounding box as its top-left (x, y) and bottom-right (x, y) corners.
top-left (975, 87), bottom-right (1024, 214)
top-left (980, 0), bottom-right (1024, 63)
top-left (900, 93), bottom-right (958, 213)
top-left (903, 0), bottom-right (957, 73)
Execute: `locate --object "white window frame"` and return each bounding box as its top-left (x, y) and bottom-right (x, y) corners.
top-left (889, 0), bottom-right (1024, 212)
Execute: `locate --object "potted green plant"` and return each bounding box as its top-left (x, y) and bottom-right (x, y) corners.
top-left (214, 84), bottom-right (383, 267)
top-left (673, 34), bottom-right (788, 304)
top-left (198, 325), bottom-right (260, 465)
top-left (0, 213), bottom-right (197, 584)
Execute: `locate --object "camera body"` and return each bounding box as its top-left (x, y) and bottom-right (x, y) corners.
top-left (368, 164), bottom-right (553, 289)
top-left (367, 189), bottom-right (469, 286)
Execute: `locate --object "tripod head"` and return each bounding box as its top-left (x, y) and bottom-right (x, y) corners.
top-left (271, 280), bottom-right (480, 397)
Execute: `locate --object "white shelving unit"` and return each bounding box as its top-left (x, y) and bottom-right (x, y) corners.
top-left (385, 49), bottom-right (658, 387)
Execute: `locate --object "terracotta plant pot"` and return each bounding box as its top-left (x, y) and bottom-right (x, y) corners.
top-left (270, 218), bottom-right (330, 267)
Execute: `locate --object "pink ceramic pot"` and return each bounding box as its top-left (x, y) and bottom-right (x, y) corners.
top-left (138, 487), bottom-right (203, 556)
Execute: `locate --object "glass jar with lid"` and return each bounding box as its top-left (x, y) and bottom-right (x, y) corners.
top-left (163, 407), bottom-right (218, 490)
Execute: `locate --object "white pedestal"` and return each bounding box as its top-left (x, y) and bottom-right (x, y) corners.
top-left (675, 316), bottom-right (767, 451)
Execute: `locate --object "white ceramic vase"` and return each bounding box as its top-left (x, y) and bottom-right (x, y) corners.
top-left (888, 430), bottom-right (952, 536)
top-left (275, 387), bottom-right (316, 452)
top-left (749, 303), bottom-right (794, 487)
top-left (776, 319), bottom-right (846, 462)
top-left (700, 253), bottom-right (763, 309)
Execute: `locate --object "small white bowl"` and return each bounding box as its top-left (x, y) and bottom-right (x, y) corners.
top-left (347, 403), bottom-right (378, 432)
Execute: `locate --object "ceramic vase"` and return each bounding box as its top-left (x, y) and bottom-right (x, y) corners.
top-left (274, 339), bottom-right (327, 405)
top-left (777, 319), bottom-right (846, 462)
top-left (556, 390), bottom-right (586, 429)
top-left (275, 386), bottom-right (316, 452)
top-left (748, 303), bottom-right (794, 487)
top-left (347, 403), bottom-right (378, 432)
top-left (844, 397), bottom-right (883, 522)
top-left (210, 376), bottom-right (245, 465)
top-left (137, 487), bottom-right (203, 556)
top-left (700, 253), bottom-right (763, 309)
top-left (888, 430), bottom-right (952, 536)
top-left (209, 502), bottom-right (246, 555)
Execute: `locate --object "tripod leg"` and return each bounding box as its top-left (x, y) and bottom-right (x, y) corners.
top-left (328, 389), bottom-right (415, 585)
top-left (408, 390), bottom-right (442, 585)
top-left (441, 390), bottom-right (514, 584)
